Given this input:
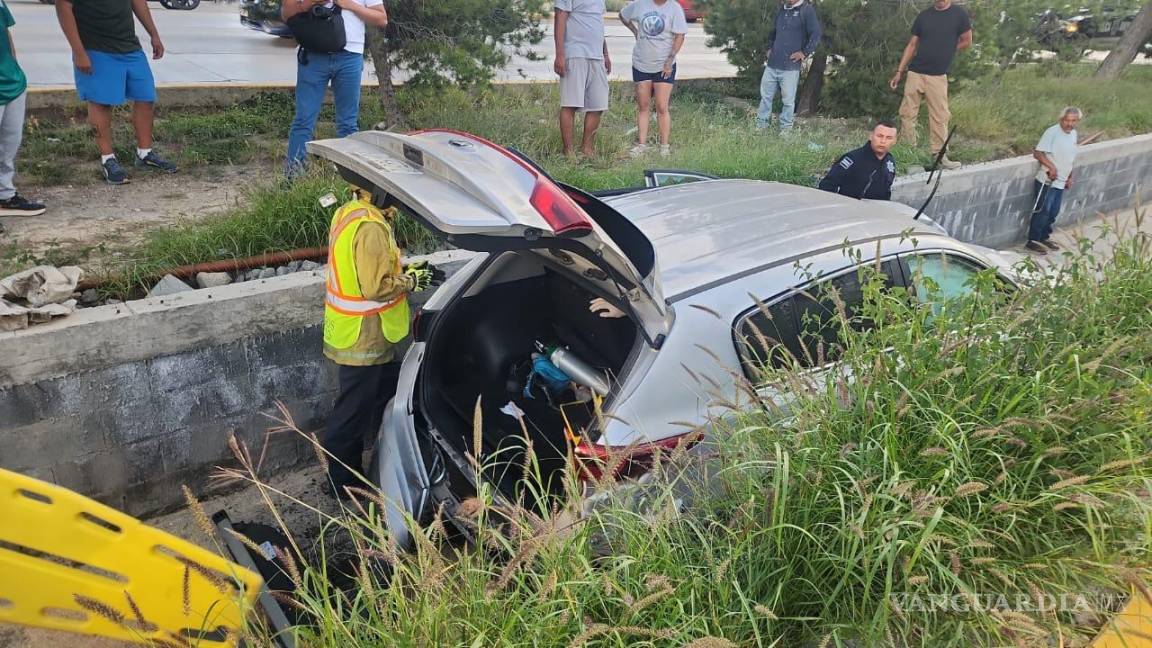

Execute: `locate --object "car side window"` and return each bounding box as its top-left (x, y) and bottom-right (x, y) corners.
top-left (736, 261), bottom-right (899, 376)
top-left (905, 253), bottom-right (987, 302)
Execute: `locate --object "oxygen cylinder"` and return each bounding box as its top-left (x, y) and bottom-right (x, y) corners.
top-left (549, 347), bottom-right (610, 397)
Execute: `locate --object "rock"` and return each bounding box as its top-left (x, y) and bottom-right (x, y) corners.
top-left (276, 265), bottom-right (292, 276)
top-left (286, 260), bottom-right (303, 273)
top-left (244, 269), bottom-right (263, 282)
top-left (195, 272), bottom-right (233, 289)
top-left (258, 268), bottom-right (277, 280)
top-left (300, 260), bottom-right (321, 272)
top-left (79, 289), bottom-right (100, 305)
top-left (148, 274), bottom-right (193, 297)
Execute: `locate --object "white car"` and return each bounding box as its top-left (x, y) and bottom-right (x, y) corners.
top-left (303, 130), bottom-right (1018, 548)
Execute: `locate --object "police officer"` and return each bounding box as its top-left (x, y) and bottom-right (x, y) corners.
top-left (818, 121), bottom-right (899, 200)
top-left (322, 184), bottom-right (437, 499)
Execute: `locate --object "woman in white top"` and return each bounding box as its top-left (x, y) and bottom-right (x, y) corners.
top-left (619, 0), bottom-right (688, 158)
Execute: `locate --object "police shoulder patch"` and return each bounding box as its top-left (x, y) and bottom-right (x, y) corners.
top-left (839, 156), bottom-right (854, 170)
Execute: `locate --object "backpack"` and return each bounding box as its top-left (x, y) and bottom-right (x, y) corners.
top-left (287, 3), bottom-right (347, 54)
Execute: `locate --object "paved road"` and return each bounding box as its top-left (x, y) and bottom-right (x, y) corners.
top-left (10, 0), bottom-right (737, 87)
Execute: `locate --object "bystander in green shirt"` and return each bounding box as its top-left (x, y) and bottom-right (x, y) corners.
top-left (0, 0), bottom-right (27, 105)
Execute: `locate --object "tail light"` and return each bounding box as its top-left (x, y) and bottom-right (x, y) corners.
top-left (572, 432), bottom-right (703, 482)
top-left (409, 128), bottom-right (594, 237)
top-left (529, 180), bottom-right (593, 237)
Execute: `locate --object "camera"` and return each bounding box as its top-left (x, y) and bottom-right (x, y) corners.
top-left (309, 4), bottom-right (334, 18)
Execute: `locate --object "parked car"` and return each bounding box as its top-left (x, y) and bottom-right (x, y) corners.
top-left (1035, 6), bottom-right (1152, 59)
top-left (676, 0), bottom-right (704, 23)
top-left (240, 0), bottom-right (292, 37)
top-left (282, 129), bottom-right (1019, 554)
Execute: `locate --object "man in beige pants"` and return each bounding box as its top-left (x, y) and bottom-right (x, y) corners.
top-left (889, 0), bottom-right (972, 170)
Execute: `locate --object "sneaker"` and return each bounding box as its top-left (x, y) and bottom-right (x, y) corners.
top-left (659, 144), bottom-right (671, 158)
top-left (102, 157), bottom-right (129, 185)
top-left (936, 156), bottom-right (962, 171)
top-left (0, 194), bottom-right (47, 217)
top-left (135, 150), bottom-right (178, 174)
top-left (1025, 240), bottom-right (1049, 255)
top-left (628, 143), bottom-right (650, 158)
top-left (1040, 239), bottom-right (1060, 251)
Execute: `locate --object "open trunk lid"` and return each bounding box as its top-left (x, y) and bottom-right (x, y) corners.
top-left (307, 130), bottom-right (669, 346)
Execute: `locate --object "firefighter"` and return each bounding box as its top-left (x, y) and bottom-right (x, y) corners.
top-left (818, 121), bottom-right (899, 201)
top-left (322, 185), bottom-right (435, 499)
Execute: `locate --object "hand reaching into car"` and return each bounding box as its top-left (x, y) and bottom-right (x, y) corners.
top-left (589, 297), bottom-right (625, 319)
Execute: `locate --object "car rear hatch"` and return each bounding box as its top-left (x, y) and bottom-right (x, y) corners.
top-left (307, 129), bottom-right (669, 344)
top-left (306, 130), bottom-right (670, 547)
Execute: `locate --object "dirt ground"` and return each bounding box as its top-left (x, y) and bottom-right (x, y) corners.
top-left (0, 165), bottom-right (268, 276)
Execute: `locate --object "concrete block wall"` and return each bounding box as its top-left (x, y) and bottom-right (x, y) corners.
top-left (0, 251), bottom-right (475, 516)
top-left (892, 133), bottom-right (1152, 249)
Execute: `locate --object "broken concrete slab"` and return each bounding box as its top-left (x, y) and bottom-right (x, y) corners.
top-left (147, 274), bottom-right (193, 297)
top-left (195, 272), bottom-right (233, 289)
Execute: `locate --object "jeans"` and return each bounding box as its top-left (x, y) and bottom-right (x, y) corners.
top-left (324, 362), bottom-right (402, 491)
top-left (286, 50), bottom-right (364, 175)
top-left (756, 66), bottom-right (801, 130)
top-left (1028, 180), bottom-right (1065, 242)
top-left (0, 91), bottom-right (26, 200)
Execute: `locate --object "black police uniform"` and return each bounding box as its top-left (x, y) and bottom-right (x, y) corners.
top-left (817, 143), bottom-right (897, 201)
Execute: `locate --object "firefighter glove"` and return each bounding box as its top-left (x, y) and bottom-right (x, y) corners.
top-left (405, 263), bottom-right (434, 292)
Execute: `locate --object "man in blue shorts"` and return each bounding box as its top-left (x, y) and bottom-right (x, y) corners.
top-left (55, 0), bottom-right (177, 184)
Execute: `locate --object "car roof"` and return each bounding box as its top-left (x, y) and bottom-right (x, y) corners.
top-left (604, 179), bottom-right (943, 300)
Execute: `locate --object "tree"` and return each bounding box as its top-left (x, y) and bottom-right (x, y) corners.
top-left (697, 0), bottom-right (923, 118)
top-left (1095, 0), bottom-right (1152, 79)
top-left (365, 0), bottom-right (545, 128)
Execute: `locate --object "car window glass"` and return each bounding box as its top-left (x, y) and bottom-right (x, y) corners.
top-left (737, 261), bottom-right (898, 376)
top-left (907, 254), bottom-right (986, 302)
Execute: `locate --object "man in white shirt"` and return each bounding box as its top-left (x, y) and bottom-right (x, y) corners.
top-left (1025, 107), bottom-right (1081, 255)
top-left (555, 0), bottom-right (610, 158)
top-left (283, 0), bottom-right (387, 176)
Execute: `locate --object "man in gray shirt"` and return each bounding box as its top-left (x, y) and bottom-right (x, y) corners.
top-left (757, 0), bottom-right (821, 134)
top-left (555, 0), bottom-right (610, 157)
top-left (1026, 107), bottom-right (1082, 255)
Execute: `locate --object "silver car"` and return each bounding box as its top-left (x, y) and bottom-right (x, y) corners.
top-left (307, 130), bottom-right (1017, 547)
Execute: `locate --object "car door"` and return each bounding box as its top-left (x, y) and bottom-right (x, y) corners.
top-left (732, 259), bottom-right (903, 413)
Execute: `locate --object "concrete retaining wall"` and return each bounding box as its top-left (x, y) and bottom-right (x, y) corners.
top-left (0, 251), bottom-right (474, 516)
top-left (892, 133), bottom-right (1152, 249)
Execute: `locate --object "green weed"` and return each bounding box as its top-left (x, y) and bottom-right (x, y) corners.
top-left (217, 211), bottom-right (1152, 647)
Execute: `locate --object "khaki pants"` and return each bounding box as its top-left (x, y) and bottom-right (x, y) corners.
top-left (898, 71), bottom-right (951, 154)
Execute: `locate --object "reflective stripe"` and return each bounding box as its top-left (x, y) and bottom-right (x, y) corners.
top-left (325, 292), bottom-right (405, 315)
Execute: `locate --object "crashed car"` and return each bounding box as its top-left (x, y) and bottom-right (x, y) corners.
top-left (287, 130), bottom-right (1021, 550)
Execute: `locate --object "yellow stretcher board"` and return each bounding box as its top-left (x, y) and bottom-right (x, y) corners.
top-left (1091, 585), bottom-right (1152, 648)
top-left (0, 468), bottom-right (262, 646)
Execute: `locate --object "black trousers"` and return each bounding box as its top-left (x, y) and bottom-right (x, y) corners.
top-left (324, 362), bottom-right (402, 491)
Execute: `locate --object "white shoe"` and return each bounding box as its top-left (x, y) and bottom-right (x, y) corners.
top-left (659, 144), bottom-right (671, 158)
top-left (628, 144), bottom-right (650, 158)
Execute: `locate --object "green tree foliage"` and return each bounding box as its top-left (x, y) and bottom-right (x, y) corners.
top-left (695, 0), bottom-right (1088, 117)
top-left (365, 0), bottom-right (544, 125)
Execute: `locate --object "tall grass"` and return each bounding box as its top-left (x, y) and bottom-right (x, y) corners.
top-left (212, 211), bottom-right (1152, 647)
